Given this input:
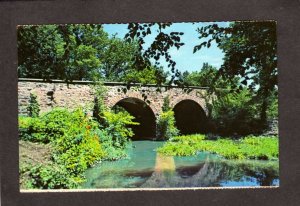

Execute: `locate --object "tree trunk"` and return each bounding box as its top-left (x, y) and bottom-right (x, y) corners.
top-left (260, 99), bottom-right (267, 124)
top-left (260, 88), bottom-right (269, 130)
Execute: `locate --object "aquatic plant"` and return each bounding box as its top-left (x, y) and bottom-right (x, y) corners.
top-left (157, 134), bottom-right (278, 160)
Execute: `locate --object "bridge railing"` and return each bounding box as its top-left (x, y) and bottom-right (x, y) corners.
top-left (18, 78), bottom-right (210, 90)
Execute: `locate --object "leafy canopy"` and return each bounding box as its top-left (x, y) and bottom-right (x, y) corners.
top-left (194, 21), bottom-right (277, 92)
top-left (17, 24), bottom-right (167, 84)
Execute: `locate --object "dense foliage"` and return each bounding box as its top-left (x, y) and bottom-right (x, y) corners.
top-left (181, 63), bottom-right (238, 90)
top-left (101, 110), bottom-right (139, 159)
top-left (18, 25), bottom-right (102, 81)
top-left (156, 110), bottom-right (179, 140)
top-left (123, 66), bottom-right (168, 84)
top-left (19, 107), bottom-right (138, 189)
top-left (181, 63), bottom-right (278, 136)
top-left (194, 21), bottom-right (277, 125)
top-left (161, 95), bottom-right (171, 112)
top-left (155, 95), bottom-right (179, 140)
top-left (157, 134), bottom-right (278, 160)
top-left (211, 89), bottom-right (261, 135)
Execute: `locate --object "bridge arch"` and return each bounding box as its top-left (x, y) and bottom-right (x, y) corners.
top-left (112, 97), bottom-right (156, 140)
top-left (173, 99), bottom-right (208, 135)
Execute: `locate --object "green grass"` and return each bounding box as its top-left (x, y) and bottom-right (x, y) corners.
top-left (157, 134), bottom-right (279, 160)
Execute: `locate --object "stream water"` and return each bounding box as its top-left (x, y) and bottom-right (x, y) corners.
top-left (83, 141), bottom-right (279, 188)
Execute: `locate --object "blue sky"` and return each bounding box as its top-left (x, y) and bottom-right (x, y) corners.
top-left (103, 22), bottom-right (230, 73)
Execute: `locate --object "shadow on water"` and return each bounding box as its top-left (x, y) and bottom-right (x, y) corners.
top-left (83, 141), bottom-right (279, 189)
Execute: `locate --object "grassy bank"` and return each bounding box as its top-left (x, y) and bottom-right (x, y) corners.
top-left (157, 134), bottom-right (278, 160)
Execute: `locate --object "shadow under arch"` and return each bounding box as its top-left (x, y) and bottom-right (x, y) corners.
top-left (173, 99), bottom-right (208, 135)
top-left (112, 97), bottom-right (156, 140)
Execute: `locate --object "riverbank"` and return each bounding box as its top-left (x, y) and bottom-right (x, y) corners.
top-left (19, 140), bottom-right (53, 189)
top-left (18, 107), bottom-right (138, 189)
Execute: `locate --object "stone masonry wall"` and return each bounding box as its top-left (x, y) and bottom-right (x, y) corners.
top-left (18, 81), bottom-right (208, 116)
top-left (264, 118), bottom-right (279, 136)
top-left (18, 82), bottom-right (94, 115)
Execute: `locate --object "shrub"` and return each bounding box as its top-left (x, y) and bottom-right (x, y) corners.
top-left (19, 107), bottom-right (107, 188)
top-left (19, 116), bottom-right (49, 143)
top-left (19, 108), bottom-right (81, 143)
top-left (156, 110), bottom-right (179, 140)
top-left (171, 134), bottom-right (206, 143)
top-left (19, 107), bottom-right (139, 189)
top-left (162, 95), bottom-right (171, 112)
top-left (40, 108), bottom-right (75, 142)
top-left (102, 110), bottom-right (139, 148)
top-left (51, 108), bottom-right (106, 175)
top-left (157, 134), bottom-right (205, 156)
top-left (92, 81), bottom-right (108, 124)
top-left (94, 129), bottom-right (129, 160)
top-left (27, 93), bottom-right (40, 117)
top-left (22, 163), bottom-right (81, 189)
top-left (211, 89), bottom-right (262, 136)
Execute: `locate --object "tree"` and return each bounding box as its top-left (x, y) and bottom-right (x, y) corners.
top-left (18, 24), bottom-right (169, 85)
top-left (99, 36), bottom-right (139, 81)
top-left (122, 65), bottom-right (168, 84)
top-left (18, 24), bottom-right (107, 81)
top-left (194, 21), bottom-right (277, 124)
top-left (18, 25), bottom-right (62, 80)
top-left (180, 63), bottom-right (240, 96)
top-left (124, 23), bottom-right (185, 86)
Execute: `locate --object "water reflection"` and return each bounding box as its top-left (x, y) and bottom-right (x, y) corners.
top-left (83, 141), bottom-right (279, 188)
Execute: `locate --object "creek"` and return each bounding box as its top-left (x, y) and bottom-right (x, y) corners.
top-left (83, 140), bottom-right (279, 188)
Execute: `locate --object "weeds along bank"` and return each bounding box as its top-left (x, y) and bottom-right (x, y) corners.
top-left (156, 96), bottom-right (278, 161)
top-left (157, 134), bottom-right (278, 160)
top-left (19, 107), bottom-right (138, 189)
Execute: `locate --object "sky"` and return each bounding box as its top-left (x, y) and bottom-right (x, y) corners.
top-left (103, 22), bottom-right (231, 73)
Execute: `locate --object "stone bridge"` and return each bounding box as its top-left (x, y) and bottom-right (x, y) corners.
top-left (18, 79), bottom-right (210, 139)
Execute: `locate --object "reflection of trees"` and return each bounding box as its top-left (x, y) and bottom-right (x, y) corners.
top-left (140, 154), bottom-right (279, 188)
top-left (86, 153), bottom-right (279, 188)
top-left (242, 167), bottom-right (278, 186)
top-left (218, 160), bottom-right (279, 186)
